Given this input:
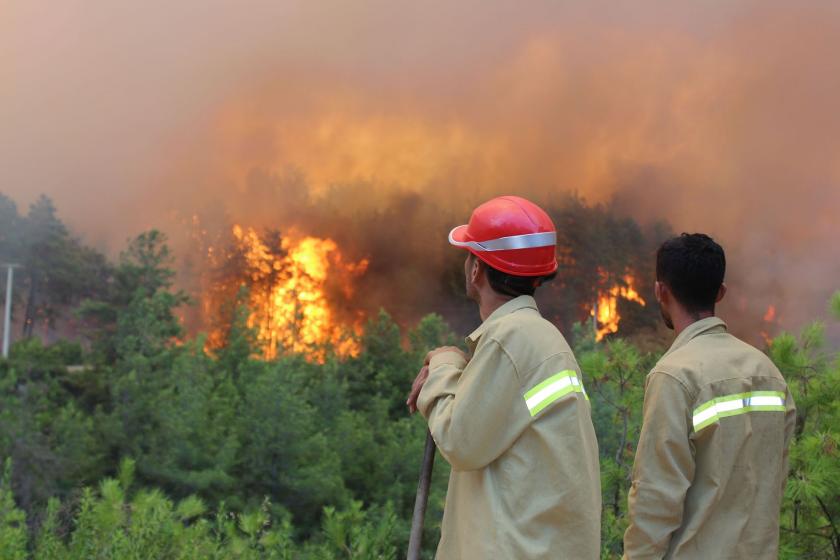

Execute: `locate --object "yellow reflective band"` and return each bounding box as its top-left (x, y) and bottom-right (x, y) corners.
top-left (692, 391), bottom-right (785, 432)
top-left (524, 370), bottom-right (587, 417)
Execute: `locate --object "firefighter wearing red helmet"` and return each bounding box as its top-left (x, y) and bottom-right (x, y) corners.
top-left (407, 196), bottom-right (602, 559)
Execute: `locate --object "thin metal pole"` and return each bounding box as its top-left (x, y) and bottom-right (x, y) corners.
top-left (407, 430), bottom-right (437, 560)
top-left (2, 265), bottom-right (14, 358)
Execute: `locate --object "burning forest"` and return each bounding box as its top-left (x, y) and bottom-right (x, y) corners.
top-left (2, 1), bottom-right (840, 557)
top-left (171, 181), bottom-right (665, 363)
top-left (4, 0), bottom-right (839, 348)
top-left (208, 225), bottom-right (368, 362)
top-left (0, 185), bottom-right (667, 361)
top-left (591, 270), bottom-right (647, 342)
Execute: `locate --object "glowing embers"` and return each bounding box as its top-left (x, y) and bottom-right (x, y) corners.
top-left (232, 225), bottom-right (368, 362)
top-left (591, 269), bottom-right (646, 341)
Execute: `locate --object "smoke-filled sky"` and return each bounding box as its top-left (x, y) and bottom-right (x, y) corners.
top-left (2, 0), bottom-right (839, 332)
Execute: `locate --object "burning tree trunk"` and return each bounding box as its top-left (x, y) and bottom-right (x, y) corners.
top-left (591, 269), bottom-right (647, 341)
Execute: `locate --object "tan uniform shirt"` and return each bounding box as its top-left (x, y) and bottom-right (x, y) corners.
top-left (418, 296), bottom-right (601, 560)
top-left (624, 317), bottom-right (796, 559)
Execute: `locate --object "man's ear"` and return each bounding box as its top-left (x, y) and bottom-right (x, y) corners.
top-left (716, 283), bottom-right (727, 303)
top-left (655, 280), bottom-right (665, 304)
top-left (471, 257), bottom-right (483, 285)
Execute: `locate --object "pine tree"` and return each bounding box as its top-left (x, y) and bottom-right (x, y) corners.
top-left (773, 310), bottom-right (840, 558)
top-left (18, 195), bottom-right (108, 339)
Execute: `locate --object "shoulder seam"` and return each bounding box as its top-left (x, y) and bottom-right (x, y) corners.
top-left (523, 351), bottom-right (575, 378)
top-left (648, 370), bottom-right (694, 399)
top-left (486, 336), bottom-right (522, 382)
top-left (693, 374), bottom-right (789, 395)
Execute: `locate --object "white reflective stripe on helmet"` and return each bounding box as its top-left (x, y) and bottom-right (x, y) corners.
top-left (448, 228), bottom-right (556, 252)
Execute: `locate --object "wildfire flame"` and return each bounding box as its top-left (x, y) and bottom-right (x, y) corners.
top-left (760, 304), bottom-right (778, 346)
top-left (591, 270), bottom-right (646, 341)
top-left (232, 225), bottom-right (368, 362)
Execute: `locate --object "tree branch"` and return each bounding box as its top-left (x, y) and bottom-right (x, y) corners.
top-left (815, 496), bottom-right (840, 557)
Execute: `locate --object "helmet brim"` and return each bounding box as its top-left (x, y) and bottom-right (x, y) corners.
top-left (448, 225), bottom-right (471, 248)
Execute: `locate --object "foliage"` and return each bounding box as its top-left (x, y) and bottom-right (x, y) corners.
top-left (0, 228), bottom-right (454, 558)
top-left (2, 459), bottom-right (397, 560)
top-left (0, 194), bottom-right (109, 339)
top-left (0, 460), bottom-right (27, 560)
top-left (770, 322), bottom-right (840, 558)
top-left (543, 194), bottom-right (665, 333)
top-left (579, 338), bottom-right (657, 558)
top-left (831, 291), bottom-right (840, 320)
top-left (0, 219), bottom-right (837, 558)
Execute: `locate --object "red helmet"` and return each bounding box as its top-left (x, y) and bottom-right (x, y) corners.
top-left (449, 196), bottom-right (558, 276)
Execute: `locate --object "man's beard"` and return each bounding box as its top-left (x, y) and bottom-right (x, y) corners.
top-left (660, 304), bottom-right (674, 330)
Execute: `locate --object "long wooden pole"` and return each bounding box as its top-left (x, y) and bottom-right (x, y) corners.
top-left (406, 430), bottom-right (436, 560)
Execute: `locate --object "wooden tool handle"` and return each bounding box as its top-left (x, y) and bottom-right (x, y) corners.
top-left (406, 429), bottom-right (436, 560)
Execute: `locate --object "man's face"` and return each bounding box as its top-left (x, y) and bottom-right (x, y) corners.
top-left (655, 281), bottom-right (675, 330)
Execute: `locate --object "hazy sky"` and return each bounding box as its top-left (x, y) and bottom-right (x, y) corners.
top-left (2, 0), bottom-right (839, 329)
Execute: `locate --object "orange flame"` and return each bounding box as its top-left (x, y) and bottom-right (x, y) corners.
top-left (591, 270), bottom-right (646, 341)
top-left (232, 225), bottom-right (368, 362)
top-left (760, 304), bottom-right (778, 346)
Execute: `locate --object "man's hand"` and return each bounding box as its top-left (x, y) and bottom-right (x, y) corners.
top-left (407, 347), bottom-right (468, 414)
top-left (407, 365), bottom-right (429, 414)
top-left (424, 346), bottom-right (467, 365)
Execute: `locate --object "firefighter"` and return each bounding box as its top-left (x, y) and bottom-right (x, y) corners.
top-left (406, 195), bottom-right (601, 559)
top-left (623, 233), bottom-right (796, 559)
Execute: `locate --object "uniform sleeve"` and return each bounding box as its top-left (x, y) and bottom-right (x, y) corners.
top-left (416, 338), bottom-right (531, 471)
top-left (623, 372), bottom-right (695, 559)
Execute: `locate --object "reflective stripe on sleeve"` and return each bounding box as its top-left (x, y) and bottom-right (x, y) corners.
top-left (692, 391), bottom-right (786, 432)
top-left (524, 370), bottom-right (587, 417)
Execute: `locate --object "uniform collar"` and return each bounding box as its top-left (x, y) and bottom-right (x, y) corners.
top-left (663, 316), bottom-right (728, 358)
top-left (466, 295), bottom-right (538, 346)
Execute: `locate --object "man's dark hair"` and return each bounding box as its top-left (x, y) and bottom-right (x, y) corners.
top-left (486, 263), bottom-right (556, 297)
top-left (656, 233), bottom-right (726, 314)
top-left (467, 252), bottom-right (556, 297)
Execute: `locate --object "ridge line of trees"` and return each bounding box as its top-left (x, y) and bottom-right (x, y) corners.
top-left (1, 193), bottom-right (837, 558)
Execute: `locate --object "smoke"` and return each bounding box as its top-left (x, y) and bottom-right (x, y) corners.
top-left (2, 0), bottom-right (839, 338)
